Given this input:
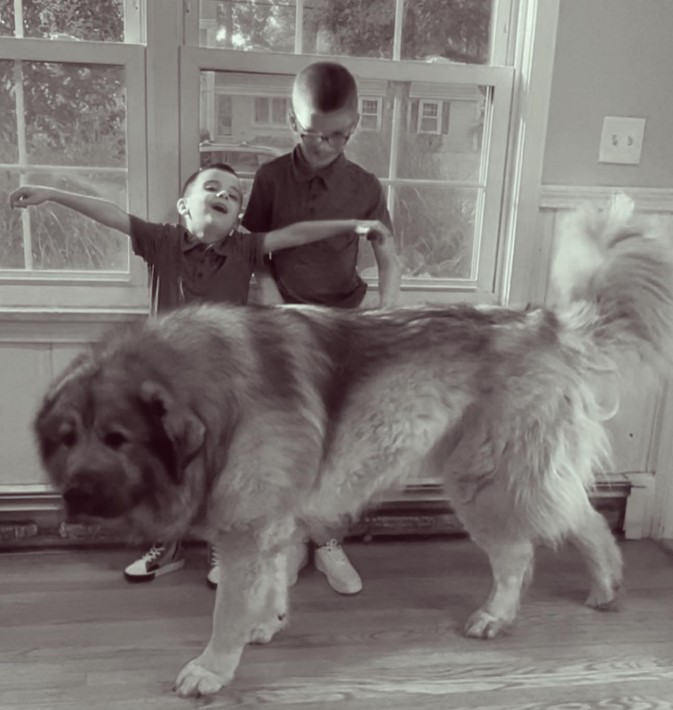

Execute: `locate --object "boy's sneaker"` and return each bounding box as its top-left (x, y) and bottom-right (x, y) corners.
top-left (206, 544), bottom-right (220, 589)
top-left (124, 542), bottom-right (185, 582)
top-left (314, 539), bottom-right (362, 595)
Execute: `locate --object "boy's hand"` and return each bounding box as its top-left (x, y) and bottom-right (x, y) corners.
top-left (355, 220), bottom-right (392, 245)
top-left (9, 186), bottom-right (52, 208)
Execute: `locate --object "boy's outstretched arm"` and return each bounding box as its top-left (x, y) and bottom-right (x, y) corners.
top-left (261, 219), bottom-right (391, 253)
top-left (10, 185), bottom-right (132, 235)
top-left (370, 230), bottom-right (402, 309)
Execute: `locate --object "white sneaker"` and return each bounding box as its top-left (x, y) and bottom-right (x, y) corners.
top-left (287, 540), bottom-right (309, 587)
top-left (124, 542), bottom-right (185, 582)
top-left (314, 539), bottom-right (362, 595)
top-left (206, 544), bottom-right (220, 589)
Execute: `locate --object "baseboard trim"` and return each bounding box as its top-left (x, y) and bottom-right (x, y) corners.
top-left (0, 478), bottom-right (632, 549)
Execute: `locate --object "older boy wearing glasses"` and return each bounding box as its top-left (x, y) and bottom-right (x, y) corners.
top-left (242, 61), bottom-right (402, 595)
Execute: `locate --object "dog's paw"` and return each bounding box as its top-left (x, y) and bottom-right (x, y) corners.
top-left (174, 656), bottom-right (234, 697)
top-left (585, 581), bottom-right (622, 611)
top-left (464, 610), bottom-right (511, 639)
top-left (250, 611), bottom-right (288, 644)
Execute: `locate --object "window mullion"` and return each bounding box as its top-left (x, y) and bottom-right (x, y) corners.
top-left (392, 0), bottom-right (404, 61)
top-left (295, 0), bottom-right (304, 54)
top-left (386, 84), bottom-right (405, 245)
top-left (13, 59), bottom-right (33, 270)
top-left (491, 0), bottom-right (516, 65)
top-left (124, 0), bottom-right (145, 43)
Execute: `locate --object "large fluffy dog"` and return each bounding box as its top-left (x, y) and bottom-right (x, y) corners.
top-left (35, 198), bottom-right (673, 697)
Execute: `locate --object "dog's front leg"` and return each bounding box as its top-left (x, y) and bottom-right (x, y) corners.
top-left (174, 529), bottom-right (270, 697)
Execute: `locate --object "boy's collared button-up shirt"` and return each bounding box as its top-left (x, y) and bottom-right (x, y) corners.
top-left (130, 216), bottom-right (265, 313)
top-left (243, 147), bottom-right (392, 308)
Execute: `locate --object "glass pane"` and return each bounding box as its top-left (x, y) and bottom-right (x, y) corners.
top-left (0, 171), bottom-right (25, 268)
top-left (199, 71), bottom-right (394, 179)
top-left (6, 0), bottom-right (125, 41)
top-left (16, 61), bottom-right (127, 168)
top-left (303, 0), bottom-right (395, 59)
top-left (0, 169), bottom-right (128, 271)
top-left (402, 0), bottom-right (492, 64)
top-left (397, 86), bottom-right (487, 181)
top-left (198, 0), bottom-right (296, 52)
top-left (199, 71), bottom-right (296, 178)
top-left (2, 56), bottom-right (131, 272)
top-left (393, 186), bottom-right (478, 280)
top-left (0, 61), bottom-right (19, 162)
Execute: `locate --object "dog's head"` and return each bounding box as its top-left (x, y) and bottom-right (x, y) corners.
top-left (34, 342), bottom-right (206, 534)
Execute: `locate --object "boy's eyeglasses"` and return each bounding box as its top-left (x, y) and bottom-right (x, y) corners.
top-left (291, 112), bottom-right (355, 149)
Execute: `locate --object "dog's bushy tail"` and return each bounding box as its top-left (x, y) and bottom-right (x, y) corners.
top-left (551, 193), bottom-right (673, 380)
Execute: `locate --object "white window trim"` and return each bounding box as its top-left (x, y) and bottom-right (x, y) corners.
top-left (0, 37), bottom-right (149, 309)
top-left (495, 0), bottom-right (560, 306)
top-left (180, 47), bottom-right (514, 302)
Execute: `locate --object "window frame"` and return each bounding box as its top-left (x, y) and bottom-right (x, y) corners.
top-left (180, 47), bottom-right (514, 303)
top-left (0, 36), bottom-right (149, 309)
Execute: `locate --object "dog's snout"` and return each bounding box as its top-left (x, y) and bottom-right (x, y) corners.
top-left (63, 484), bottom-right (95, 515)
top-left (63, 473), bottom-right (122, 519)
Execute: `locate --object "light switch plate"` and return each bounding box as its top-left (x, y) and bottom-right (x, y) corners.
top-left (599, 116), bottom-right (646, 165)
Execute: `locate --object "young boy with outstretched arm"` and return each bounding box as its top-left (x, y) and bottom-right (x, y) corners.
top-left (10, 162), bottom-right (391, 588)
top-left (243, 62), bottom-right (403, 595)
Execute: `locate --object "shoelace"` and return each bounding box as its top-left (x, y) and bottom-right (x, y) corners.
top-left (209, 545), bottom-right (220, 568)
top-left (322, 539), bottom-right (347, 564)
top-left (142, 545), bottom-right (166, 563)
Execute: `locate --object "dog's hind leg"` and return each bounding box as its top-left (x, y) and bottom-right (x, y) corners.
top-left (462, 533), bottom-right (535, 640)
top-left (567, 503), bottom-right (623, 610)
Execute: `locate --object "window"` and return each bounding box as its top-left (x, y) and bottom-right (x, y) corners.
top-left (1, 0), bottom-right (517, 309)
top-left (197, 0), bottom-right (497, 65)
top-left (0, 0), bottom-right (147, 308)
top-left (418, 100), bottom-right (442, 134)
top-left (359, 98), bottom-right (382, 131)
top-left (185, 0), bottom-right (514, 298)
top-left (216, 94), bottom-right (233, 137)
top-left (253, 97), bottom-right (289, 127)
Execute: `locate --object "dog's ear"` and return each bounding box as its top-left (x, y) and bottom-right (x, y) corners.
top-left (139, 381), bottom-right (206, 481)
top-left (34, 355), bottom-right (94, 461)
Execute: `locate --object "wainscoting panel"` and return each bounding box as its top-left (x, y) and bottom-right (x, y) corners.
top-left (0, 343), bottom-right (51, 487)
top-left (0, 309), bottom-right (145, 490)
top-left (2, 185), bottom-right (672, 540)
top-left (538, 186), bottom-right (673, 479)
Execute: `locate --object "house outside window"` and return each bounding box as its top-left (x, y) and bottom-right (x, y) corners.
top-left (359, 97), bottom-right (382, 131)
top-left (418, 99), bottom-right (442, 134)
top-left (253, 97), bottom-right (289, 127)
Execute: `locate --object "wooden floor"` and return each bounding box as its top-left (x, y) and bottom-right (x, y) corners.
top-left (2, 538), bottom-right (673, 710)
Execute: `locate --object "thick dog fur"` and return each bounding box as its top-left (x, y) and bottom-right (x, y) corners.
top-left (35, 197), bottom-right (673, 697)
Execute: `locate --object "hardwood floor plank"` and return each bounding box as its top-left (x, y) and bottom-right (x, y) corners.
top-left (1, 539), bottom-right (672, 710)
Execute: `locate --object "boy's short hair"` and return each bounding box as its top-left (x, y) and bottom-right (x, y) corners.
top-left (181, 162), bottom-right (238, 197)
top-left (292, 62), bottom-right (358, 113)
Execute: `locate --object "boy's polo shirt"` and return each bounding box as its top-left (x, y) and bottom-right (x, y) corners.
top-left (242, 147), bottom-right (392, 308)
top-left (130, 216), bottom-right (264, 313)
